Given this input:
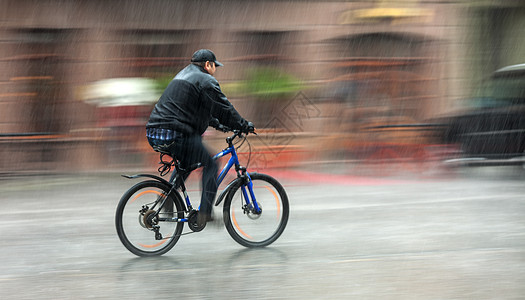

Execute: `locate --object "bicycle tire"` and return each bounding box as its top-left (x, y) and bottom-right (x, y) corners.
top-left (223, 173), bottom-right (289, 247)
top-left (115, 180), bottom-right (184, 256)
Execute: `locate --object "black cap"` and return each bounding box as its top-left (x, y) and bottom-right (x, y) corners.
top-left (191, 49), bottom-right (223, 67)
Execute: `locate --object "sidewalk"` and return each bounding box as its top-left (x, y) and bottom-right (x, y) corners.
top-left (263, 168), bottom-right (409, 186)
top-left (2, 160), bottom-right (521, 189)
top-left (0, 165), bottom-right (411, 190)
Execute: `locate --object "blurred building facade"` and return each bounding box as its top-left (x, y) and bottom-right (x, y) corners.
top-left (1, 0), bottom-right (524, 173)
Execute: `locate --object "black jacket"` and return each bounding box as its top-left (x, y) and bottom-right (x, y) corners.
top-left (146, 64), bottom-right (247, 135)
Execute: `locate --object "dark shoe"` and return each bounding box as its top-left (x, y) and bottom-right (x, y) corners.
top-left (197, 211), bottom-right (213, 228)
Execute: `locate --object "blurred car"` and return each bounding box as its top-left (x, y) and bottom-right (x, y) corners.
top-left (444, 63), bottom-right (525, 166)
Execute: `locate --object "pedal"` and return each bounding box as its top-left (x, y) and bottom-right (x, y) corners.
top-left (152, 225), bottom-right (163, 240)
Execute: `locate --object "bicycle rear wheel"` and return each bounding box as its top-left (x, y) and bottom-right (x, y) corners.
top-left (115, 180), bottom-right (184, 256)
top-left (223, 173), bottom-right (289, 247)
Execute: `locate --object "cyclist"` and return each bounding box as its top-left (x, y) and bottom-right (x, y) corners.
top-left (146, 49), bottom-right (254, 228)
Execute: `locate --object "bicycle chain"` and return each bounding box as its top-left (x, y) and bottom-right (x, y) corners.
top-left (155, 230), bottom-right (197, 241)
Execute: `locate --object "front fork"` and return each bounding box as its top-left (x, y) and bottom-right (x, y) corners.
top-left (241, 174), bottom-right (262, 215)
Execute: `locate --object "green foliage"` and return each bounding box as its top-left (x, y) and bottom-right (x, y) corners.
top-left (153, 75), bottom-right (173, 93)
top-left (242, 67), bottom-right (302, 100)
top-left (150, 67), bottom-right (303, 101)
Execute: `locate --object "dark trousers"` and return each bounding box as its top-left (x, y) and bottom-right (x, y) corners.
top-left (148, 134), bottom-right (218, 216)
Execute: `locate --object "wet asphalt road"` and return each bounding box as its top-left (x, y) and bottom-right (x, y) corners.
top-left (0, 168), bottom-right (524, 299)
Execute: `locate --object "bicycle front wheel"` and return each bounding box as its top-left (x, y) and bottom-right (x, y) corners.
top-left (223, 173), bottom-right (289, 247)
top-left (115, 180), bottom-right (184, 256)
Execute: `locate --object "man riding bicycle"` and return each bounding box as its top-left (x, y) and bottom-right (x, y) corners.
top-left (146, 49), bottom-right (254, 228)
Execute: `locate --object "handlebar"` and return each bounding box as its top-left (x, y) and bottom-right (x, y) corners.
top-left (215, 122), bottom-right (255, 136)
top-left (226, 128), bottom-right (256, 145)
top-left (210, 118), bottom-right (255, 136)
top-left (215, 124), bottom-right (255, 146)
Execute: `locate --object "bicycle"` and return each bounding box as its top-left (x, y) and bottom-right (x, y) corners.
top-left (115, 128), bottom-right (289, 256)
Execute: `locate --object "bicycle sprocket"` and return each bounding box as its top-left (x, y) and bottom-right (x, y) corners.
top-left (143, 210), bottom-right (158, 229)
top-left (187, 210), bottom-right (205, 232)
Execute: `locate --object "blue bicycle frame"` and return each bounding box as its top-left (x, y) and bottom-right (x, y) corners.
top-left (213, 143), bottom-right (241, 185)
top-left (213, 138), bottom-right (261, 213)
top-left (177, 131), bottom-right (261, 218)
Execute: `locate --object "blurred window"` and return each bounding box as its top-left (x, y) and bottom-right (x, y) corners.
top-left (475, 75), bottom-right (525, 108)
top-left (115, 29), bottom-right (202, 76)
top-left (236, 30), bottom-right (294, 65)
top-left (330, 32), bottom-right (437, 123)
top-left (9, 28), bottom-right (74, 133)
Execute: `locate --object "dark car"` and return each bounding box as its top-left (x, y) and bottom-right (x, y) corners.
top-left (444, 63), bottom-right (525, 166)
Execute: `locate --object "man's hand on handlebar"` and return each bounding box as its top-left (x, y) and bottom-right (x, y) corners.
top-left (210, 118), bottom-right (255, 134)
top-left (242, 121), bottom-right (255, 134)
